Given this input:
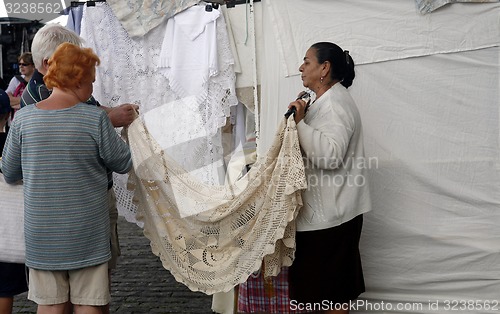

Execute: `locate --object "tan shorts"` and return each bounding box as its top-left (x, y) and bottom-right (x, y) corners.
top-left (28, 263), bottom-right (110, 306)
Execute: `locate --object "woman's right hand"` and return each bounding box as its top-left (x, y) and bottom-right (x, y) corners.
top-left (288, 98), bottom-right (308, 124)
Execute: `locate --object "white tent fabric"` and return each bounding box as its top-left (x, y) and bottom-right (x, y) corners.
top-left (266, 0), bottom-right (500, 76)
top-left (257, 0), bottom-right (500, 312)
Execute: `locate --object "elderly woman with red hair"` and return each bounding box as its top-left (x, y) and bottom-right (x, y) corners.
top-left (1, 43), bottom-right (133, 314)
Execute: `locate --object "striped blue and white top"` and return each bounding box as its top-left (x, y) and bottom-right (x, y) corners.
top-left (1, 103), bottom-right (132, 270)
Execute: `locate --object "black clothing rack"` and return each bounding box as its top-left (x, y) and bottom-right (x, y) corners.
top-left (71, 0), bottom-right (106, 7)
top-left (206, 0), bottom-right (261, 10)
top-left (70, 0), bottom-right (260, 9)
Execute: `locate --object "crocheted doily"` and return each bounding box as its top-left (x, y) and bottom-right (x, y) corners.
top-left (126, 116), bottom-right (306, 294)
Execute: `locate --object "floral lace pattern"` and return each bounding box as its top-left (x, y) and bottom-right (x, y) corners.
top-left (126, 116), bottom-right (306, 294)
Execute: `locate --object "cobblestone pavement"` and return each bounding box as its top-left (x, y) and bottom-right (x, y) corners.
top-left (13, 216), bottom-right (214, 314)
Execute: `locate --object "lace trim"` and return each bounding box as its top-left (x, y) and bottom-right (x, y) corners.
top-left (126, 116), bottom-right (306, 294)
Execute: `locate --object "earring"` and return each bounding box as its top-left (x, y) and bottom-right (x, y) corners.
top-left (320, 76), bottom-right (324, 83)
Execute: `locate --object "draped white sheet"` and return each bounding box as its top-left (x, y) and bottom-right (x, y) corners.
top-left (258, 1), bottom-right (500, 312)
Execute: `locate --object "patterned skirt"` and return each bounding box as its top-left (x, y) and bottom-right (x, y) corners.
top-left (237, 266), bottom-right (311, 313)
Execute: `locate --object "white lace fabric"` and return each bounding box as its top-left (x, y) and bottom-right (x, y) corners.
top-left (126, 116), bottom-right (307, 294)
top-left (80, 3), bottom-right (238, 224)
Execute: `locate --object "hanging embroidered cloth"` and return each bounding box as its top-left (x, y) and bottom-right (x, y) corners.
top-left (107, 0), bottom-right (201, 38)
top-left (126, 116), bottom-right (307, 294)
top-left (415, 0), bottom-right (499, 14)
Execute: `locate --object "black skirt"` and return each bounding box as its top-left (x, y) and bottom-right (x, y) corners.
top-left (288, 214), bottom-right (365, 304)
top-left (0, 262), bottom-right (28, 297)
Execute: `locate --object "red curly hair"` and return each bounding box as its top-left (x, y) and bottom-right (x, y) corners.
top-left (44, 42), bottom-right (100, 90)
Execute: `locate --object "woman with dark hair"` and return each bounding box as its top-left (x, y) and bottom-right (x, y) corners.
top-left (287, 42), bottom-right (371, 314)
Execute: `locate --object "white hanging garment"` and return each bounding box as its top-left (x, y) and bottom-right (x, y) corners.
top-left (159, 5), bottom-right (220, 104)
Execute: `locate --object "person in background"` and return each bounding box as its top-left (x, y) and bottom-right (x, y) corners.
top-left (0, 261), bottom-right (27, 314)
top-left (21, 23), bottom-right (138, 314)
top-left (0, 89), bottom-right (10, 145)
top-left (0, 89), bottom-right (28, 314)
top-left (5, 53), bottom-right (35, 112)
top-left (1, 42), bottom-right (133, 314)
top-left (21, 24), bottom-right (138, 125)
top-left (0, 77), bottom-right (7, 91)
top-left (286, 42), bottom-right (371, 314)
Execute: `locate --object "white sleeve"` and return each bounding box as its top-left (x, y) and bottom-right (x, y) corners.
top-left (296, 106), bottom-right (354, 170)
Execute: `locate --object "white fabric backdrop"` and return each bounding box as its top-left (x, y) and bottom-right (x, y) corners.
top-left (352, 47), bottom-right (500, 313)
top-left (266, 0), bottom-right (500, 76)
top-left (258, 1), bottom-right (500, 312)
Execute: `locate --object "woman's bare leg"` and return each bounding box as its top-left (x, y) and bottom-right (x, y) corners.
top-left (37, 303), bottom-right (66, 314)
top-left (0, 297), bottom-right (14, 314)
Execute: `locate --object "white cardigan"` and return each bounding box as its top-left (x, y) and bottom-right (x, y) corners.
top-left (295, 83), bottom-right (372, 231)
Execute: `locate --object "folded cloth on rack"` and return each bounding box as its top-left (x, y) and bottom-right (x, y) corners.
top-left (126, 115), bottom-right (307, 294)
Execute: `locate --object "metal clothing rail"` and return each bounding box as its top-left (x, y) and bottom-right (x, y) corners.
top-left (226, 0), bottom-right (261, 8)
top-left (70, 0), bottom-right (260, 9)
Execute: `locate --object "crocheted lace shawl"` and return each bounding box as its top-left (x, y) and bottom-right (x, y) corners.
top-left (126, 116), bottom-right (306, 294)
